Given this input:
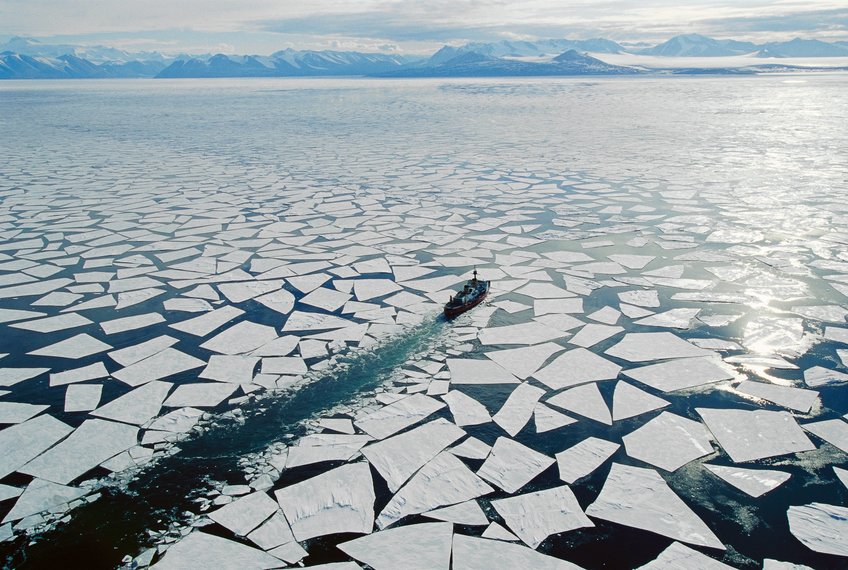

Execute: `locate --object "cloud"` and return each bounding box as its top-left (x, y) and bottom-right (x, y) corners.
top-left (1, 0), bottom-right (846, 54)
top-left (698, 7), bottom-right (848, 38)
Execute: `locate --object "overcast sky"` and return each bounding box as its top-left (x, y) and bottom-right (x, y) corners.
top-left (1, 0), bottom-right (846, 54)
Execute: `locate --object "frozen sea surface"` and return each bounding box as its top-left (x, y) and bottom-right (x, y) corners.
top-left (0, 75), bottom-right (847, 569)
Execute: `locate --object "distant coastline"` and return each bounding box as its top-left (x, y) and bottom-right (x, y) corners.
top-left (3, 33), bottom-right (848, 80)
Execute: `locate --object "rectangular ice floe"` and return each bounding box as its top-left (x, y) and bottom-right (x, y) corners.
top-left (64, 384), bottom-right (103, 412)
top-left (49, 362), bottom-right (109, 386)
top-left (10, 313), bottom-right (92, 333)
top-left (200, 355), bottom-right (260, 383)
top-left (274, 462), bottom-right (375, 541)
top-left (697, 408), bottom-right (816, 462)
top-left (0, 367), bottom-right (49, 387)
top-left (100, 313), bottom-right (165, 335)
top-left (492, 486), bottom-right (593, 548)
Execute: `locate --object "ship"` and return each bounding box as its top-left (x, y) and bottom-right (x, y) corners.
top-left (444, 269), bottom-right (490, 318)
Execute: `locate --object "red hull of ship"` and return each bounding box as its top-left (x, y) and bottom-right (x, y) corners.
top-left (444, 289), bottom-right (488, 318)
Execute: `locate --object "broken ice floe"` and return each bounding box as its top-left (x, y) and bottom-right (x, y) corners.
top-left (477, 437), bottom-right (555, 494)
top-left (623, 412), bottom-right (714, 471)
top-left (704, 464), bottom-right (790, 497)
top-left (697, 408), bottom-right (816, 462)
top-left (492, 485), bottom-right (593, 548)
top-left (586, 463), bottom-right (724, 550)
top-left (787, 503), bottom-right (848, 556)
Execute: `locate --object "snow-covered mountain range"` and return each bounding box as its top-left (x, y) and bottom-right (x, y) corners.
top-left (2, 34), bottom-right (848, 79)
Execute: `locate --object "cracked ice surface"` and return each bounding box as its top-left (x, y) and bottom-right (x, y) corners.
top-left (2, 77), bottom-right (848, 570)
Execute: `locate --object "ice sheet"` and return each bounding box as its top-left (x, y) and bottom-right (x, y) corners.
top-left (28, 333), bottom-right (112, 359)
top-left (1, 478), bottom-right (87, 524)
top-left (478, 322), bottom-right (563, 346)
top-left (423, 500), bottom-right (488, 526)
top-left (200, 321), bottom-right (278, 355)
top-left (802, 419), bottom-right (848, 454)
